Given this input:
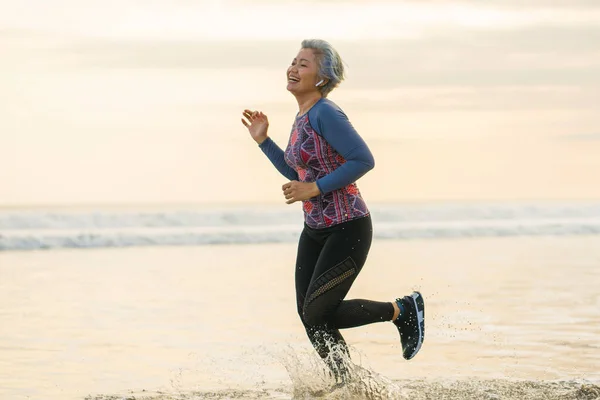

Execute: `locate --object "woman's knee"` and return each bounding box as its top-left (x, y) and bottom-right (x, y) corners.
top-left (297, 305), bottom-right (306, 324)
top-left (302, 304), bottom-right (331, 327)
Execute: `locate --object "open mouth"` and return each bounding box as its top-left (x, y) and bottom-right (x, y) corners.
top-left (288, 76), bottom-right (300, 83)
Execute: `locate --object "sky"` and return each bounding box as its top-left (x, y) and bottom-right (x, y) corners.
top-left (1, 0), bottom-right (599, 207)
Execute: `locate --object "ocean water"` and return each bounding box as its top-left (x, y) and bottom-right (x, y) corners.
top-left (2, 201), bottom-right (600, 251)
top-left (1, 203), bottom-right (599, 399)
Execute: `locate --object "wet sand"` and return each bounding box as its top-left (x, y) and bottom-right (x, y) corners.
top-left (1, 236), bottom-right (599, 399)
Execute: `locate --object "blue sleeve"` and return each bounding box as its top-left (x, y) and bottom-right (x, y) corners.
top-left (258, 137), bottom-right (299, 181)
top-left (309, 101), bottom-right (375, 194)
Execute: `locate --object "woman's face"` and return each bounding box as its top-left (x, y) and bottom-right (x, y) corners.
top-left (286, 48), bottom-right (322, 95)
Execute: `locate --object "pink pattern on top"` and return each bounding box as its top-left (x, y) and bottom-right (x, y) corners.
top-left (284, 113), bottom-right (369, 229)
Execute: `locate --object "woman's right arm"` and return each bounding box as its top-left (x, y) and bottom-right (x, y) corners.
top-left (258, 137), bottom-right (299, 181)
top-left (241, 109), bottom-right (298, 181)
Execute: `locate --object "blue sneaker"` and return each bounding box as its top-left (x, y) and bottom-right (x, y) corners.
top-left (393, 291), bottom-right (425, 360)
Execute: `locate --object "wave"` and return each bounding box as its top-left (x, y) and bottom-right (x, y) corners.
top-left (2, 202), bottom-right (600, 251)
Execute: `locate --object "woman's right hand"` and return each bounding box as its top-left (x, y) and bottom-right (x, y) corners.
top-left (241, 109), bottom-right (269, 144)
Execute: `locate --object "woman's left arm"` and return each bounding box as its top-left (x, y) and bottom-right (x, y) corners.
top-left (313, 104), bottom-right (375, 194)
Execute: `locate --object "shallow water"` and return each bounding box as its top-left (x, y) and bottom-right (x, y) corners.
top-left (1, 237), bottom-right (599, 399)
top-left (85, 379), bottom-right (600, 400)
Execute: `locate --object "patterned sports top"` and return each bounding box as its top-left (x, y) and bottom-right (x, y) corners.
top-left (259, 98), bottom-right (374, 229)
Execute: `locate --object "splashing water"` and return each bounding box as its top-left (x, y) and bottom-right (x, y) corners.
top-left (83, 342), bottom-right (600, 399)
top-left (276, 343), bottom-right (407, 400)
top-left (84, 380), bottom-right (600, 400)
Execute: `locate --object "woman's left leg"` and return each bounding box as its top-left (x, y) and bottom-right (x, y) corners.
top-left (301, 215), bottom-right (395, 332)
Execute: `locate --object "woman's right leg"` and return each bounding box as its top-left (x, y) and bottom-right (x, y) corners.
top-left (295, 228), bottom-right (350, 379)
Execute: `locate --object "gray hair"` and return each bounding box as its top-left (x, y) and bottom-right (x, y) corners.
top-left (301, 39), bottom-right (345, 97)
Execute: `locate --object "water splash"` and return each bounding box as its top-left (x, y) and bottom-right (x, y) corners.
top-left (84, 380), bottom-right (600, 400)
top-left (82, 343), bottom-right (600, 399)
top-left (274, 343), bottom-right (407, 400)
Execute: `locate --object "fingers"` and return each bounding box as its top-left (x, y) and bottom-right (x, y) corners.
top-left (242, 110), bottom-right (263, 120)
top-left (282, 181), bottom-right (297, 204)
top-left (242, 112), bottom-right (253, 124)
top-left (241, 111), bottom-right (256, 127)
top-left (242, 110), bottom-right (267, 120)
top-left (285, 190), bottom-right (296, 203)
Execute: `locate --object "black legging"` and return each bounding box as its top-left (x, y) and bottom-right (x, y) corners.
top-left (295, 214), bottom-right (394, 377)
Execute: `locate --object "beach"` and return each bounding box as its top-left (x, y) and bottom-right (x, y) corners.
top-left (2, 235), bottom-right (599, 399)
top-left (2, 1), bottom-right (600, 398)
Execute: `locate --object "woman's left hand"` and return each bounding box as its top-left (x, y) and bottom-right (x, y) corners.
top-left (282, 181), bottom-right (320, 204)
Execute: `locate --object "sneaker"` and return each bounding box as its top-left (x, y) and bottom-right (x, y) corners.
top-left (393, 291), bottom-right (425, 360)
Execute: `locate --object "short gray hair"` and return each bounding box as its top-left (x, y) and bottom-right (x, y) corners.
top-left (301, 39), bottom-right (345, 97)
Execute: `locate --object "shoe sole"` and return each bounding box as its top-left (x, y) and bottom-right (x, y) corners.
top-left (406, 291), bottom-right (425, 360)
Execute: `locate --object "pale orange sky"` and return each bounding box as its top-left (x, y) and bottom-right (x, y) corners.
top-left (1, 0), bottom-right (599, 206)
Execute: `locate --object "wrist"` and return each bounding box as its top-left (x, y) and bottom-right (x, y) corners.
top-left (312, 182), bottom-right (321, 197)
top-left (256, 136), bottom-right (269, 145)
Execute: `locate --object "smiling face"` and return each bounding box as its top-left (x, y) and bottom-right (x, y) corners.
top-left (286, 48), bottom-right (323, 96)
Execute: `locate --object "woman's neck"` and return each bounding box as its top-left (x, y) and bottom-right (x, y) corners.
top-left (296, 93), bottom-right (323, 116)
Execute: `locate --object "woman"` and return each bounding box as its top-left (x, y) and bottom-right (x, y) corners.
top-left (241, 39), bottom-right (425, 379)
